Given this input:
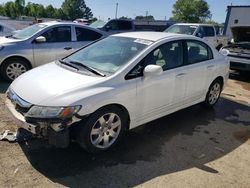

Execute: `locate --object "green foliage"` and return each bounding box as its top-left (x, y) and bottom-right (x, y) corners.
top-left (62, 0), bottom-right (93, 20)
top-left (0, 0), bottom-right (93, 21)
top-left (171, 0), bottom-right (211, 23)
top-left (135, 15), bottom-right (155, 21)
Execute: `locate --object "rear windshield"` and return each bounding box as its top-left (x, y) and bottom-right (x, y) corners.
top-left (165, 25), bottom-right (198, 35)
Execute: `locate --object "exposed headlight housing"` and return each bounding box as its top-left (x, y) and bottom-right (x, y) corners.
top-left (25, 105), bottom-right (81, 119)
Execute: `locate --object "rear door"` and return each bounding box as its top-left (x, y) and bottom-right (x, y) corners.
top-left (183, 40), bottom-right (214, 104)
top-left (33, 25), bottom-right (73, 67)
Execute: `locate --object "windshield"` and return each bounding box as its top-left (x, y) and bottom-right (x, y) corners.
top-left (165, 25), bottom-right (198, 35)
top-left (65, 36), bottom-right (150, 74)
top-left (13, 24), bottom-right (47, 39)
top-left (89, 20), bottom-right (107, 28)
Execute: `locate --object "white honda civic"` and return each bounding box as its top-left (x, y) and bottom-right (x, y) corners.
top-left (6, 32), bottom-right (229, 152)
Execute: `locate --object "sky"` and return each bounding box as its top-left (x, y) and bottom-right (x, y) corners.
top-left (0, 0), bottom-right (249, 23)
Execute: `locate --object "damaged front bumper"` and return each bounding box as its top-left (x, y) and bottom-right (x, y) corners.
top-left (5, 98), bottom-right (82, 136)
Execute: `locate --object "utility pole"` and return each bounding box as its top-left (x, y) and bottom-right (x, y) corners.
top-left (115, 3), bottom-right (118, 19)
top-left (145, 10), bottom-right (148, 19)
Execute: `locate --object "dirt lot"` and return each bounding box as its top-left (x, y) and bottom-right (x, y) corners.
top-left (0, 73), bottom-right (249, 188)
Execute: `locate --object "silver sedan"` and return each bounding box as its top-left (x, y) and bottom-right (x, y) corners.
top-left (0, 21), bottom-right (107, 82)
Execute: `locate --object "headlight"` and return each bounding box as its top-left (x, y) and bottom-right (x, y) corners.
top-left (25, 105), bottom-right (81, 119)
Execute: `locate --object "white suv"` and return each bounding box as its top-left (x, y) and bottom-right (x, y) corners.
top-left (6, 32), bottom-right (229, 152)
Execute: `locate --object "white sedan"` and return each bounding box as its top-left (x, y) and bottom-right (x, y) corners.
top-left (6, 32), bottom-right (229, 152)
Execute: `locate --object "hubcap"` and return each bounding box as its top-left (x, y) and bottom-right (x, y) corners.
top-left (90, 113), bottom-right (121, 149)
top-left (6, 63), bottom-right (27, 80)
top-left (208, 83), bottom-right (221, 105)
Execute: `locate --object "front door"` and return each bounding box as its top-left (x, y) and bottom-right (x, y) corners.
top-left (132, 40), bottom-right (186, 124)
top-left (33, 26), bottom-right (73, 67)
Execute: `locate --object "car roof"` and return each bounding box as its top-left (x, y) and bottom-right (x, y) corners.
top-left (113, 32), bottom-right (195, 42)
top-left (174, 23), bottom-right (214, 26)
top-left (37, 21), bottom-right (107, 35)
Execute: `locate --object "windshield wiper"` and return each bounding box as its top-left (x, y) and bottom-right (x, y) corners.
top-left (69, 61), bottom-right (106, 77)
top-left (59, 60), bottom-right (79, 71)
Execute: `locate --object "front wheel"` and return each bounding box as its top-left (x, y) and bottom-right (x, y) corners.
top-left (1, 58), bottom-right (29, 82)
top-left (76, 106), bottom-right (127, 153)
top-left (204, 80), bottom-right (222, 107)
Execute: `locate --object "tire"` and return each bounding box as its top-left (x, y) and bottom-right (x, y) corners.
top-left (1, 58), bottom-right (30, 82)
top-left (76, 106), bottom-right (128, 153)
top-left (203, 80), bottom-right (222, 107)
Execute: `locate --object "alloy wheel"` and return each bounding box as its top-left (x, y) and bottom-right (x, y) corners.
top-left (90, 113), bottom-right (121, 149)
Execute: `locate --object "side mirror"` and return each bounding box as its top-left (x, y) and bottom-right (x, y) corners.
top-left (35, 36), bottom-right (46, 43)
top-left (143, 65), bottom-right (163, 78)
top-left (196, 32), bottom-right (204, 38)
top-left (105, 25), bottom-right (111, 31)
top-left (220, 49), bottom-right (229, 56)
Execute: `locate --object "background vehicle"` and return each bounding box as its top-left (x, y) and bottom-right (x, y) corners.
top-left (220, 25), bottom-right (250, 73)
top-left (165, 23), bottom-right (229, 50)
top-left (0, 22), bottom-right (15, 36)
top-left (90, 19), bottom-right (176, 34)
top-left (6, 32), bottom-right (229, 152)
top-left (223, 5), bottom-right (250, 38)
top-left (0, 21), bottom-right (106, 82)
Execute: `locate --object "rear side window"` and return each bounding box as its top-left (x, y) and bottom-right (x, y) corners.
top-left (186, 40), bottom-right (213, 64)
top-left (202, 26), bottom-right (215, 37)
top-left (41, 26), bottom-right (71, 43)
top-left (75, 27), bottom-right (102, 41)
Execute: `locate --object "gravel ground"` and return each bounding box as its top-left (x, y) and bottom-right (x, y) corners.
top-left (0, 73), bottom-right (249, 188)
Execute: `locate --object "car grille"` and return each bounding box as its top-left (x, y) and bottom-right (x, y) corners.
top-left (228, 54), bottom-right (250, 60)
top-left (230, 62), bottom-right (247, 68)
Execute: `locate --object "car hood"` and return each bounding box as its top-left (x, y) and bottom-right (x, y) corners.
top-left (10, 62), bottom-right (105, 106)
top-left (0, 36), bottom-right (21, 44)
top-left (231, 26), bottom-right (250, 43)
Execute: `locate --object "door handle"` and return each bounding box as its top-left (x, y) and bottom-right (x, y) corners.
top-left (64, 47), bottom-right (72, 50)
top-left (176, 73), bottom-right (186, 78)
top-left (207, 65), bottom-right (215, 69)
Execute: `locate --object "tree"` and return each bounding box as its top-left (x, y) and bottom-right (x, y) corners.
top-left (135, 15), bottom-right (154, 21)
top-left (4, 2), bottom-right (17, 18)
top-left (62, 0), bottom-right (93, 20)
top-left (45, 5), bottom-right (55, 18)
top-left (15, 0), bottom-right (25, 16)
top-left (171, 0), bottom-right (211, 23)
top-left (25, 3), bottom-right (45, 18)
top-left (0, 4), bottom-right (5, 16)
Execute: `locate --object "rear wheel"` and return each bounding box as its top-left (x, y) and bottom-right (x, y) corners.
top-left (204, 80), bottom-right (222, 107)
top-left (1, 58), bottom-right (29, 82)
top-left (76, 106), bottom-right (127, 153)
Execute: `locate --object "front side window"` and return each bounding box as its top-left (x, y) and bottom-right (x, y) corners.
top-left (41, 26), bottom-right (71, 43)
top-left (75, 27), bottom-right (102, 41)
top-left (106, 21), bottom-right (119, 30)
top-left (65, 36), bottom-right (148, 74)
top-left (186, 40), bottom-right (213, 64)
top-left (126, 41), bottom-right (183, 79)
top-left (144, 41), bottom-right (183, 71)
